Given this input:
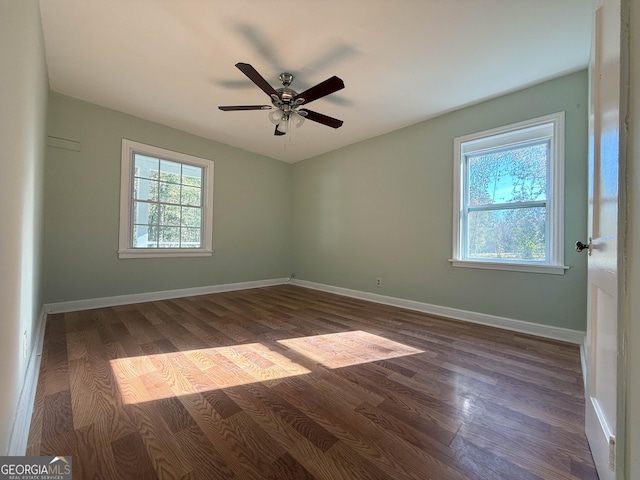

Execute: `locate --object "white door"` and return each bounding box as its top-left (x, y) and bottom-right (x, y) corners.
top-left (584, 0), bottom-right (621, 478)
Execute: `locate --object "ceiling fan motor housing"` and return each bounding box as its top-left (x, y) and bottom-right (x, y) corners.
top-left (272, 73), bottom-right (300, 112)
top-left (273, 87), bottom-right (298, 111)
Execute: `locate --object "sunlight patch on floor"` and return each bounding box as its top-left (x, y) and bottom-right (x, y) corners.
top-left (278, 330), bottom-right (423, 369)
top-left (110, 331), bottom-right (422, 404)
top-left (110, 342), bottom-right (311, 404)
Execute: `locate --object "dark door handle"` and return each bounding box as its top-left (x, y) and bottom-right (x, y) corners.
top-left (575, 241), bottom-right (589, 252)
top-left (576, 238), bottom-right (592, 255)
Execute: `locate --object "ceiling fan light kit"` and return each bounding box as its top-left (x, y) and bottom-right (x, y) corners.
top-left (218, 62), bottom-right (344, 136)
top-left (278, 114), bottom-right (289, 133)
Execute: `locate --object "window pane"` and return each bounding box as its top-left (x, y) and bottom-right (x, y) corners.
top-left (159, 226), bottom-right (180, 248)
top-left (467, 207), bottom-right (546, 261)
top-left (134, 155), bottom-right (160, 180)
top-left (181, 207), bottom-right (201, 228)
top-left (181, 185), bottom-right (201, 206)
top-left (134, 178), bottom-right (158, 202)
top-left (133, 224), bottom-right (158, 248)
top-left (160, 205), bottom-right (181, 226)
top-left (182, 164), bottom-right (202, 187)
top-left (158, 181), bottom-right (181, 204)
top-left (160, 160), bottom-right (182, 184)
top-left (468, 142), bottom-right (548, 205)
top-left (133, 201), bottom-right (158, 225)
top-left (180, 228), bottom-right (201, 248)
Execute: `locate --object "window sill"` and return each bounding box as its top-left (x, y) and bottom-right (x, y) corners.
top-left (448, 259), bottom-right (568, 275)
top-left (118, 248), bottom-right (213, 259)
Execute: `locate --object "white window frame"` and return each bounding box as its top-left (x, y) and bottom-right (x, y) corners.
top-left (118, 139), bottom-right (214, 259)
top-left (450, 112), bottom-right (568, 275)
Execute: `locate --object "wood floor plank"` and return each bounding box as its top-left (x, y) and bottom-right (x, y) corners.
top-left (200, 389), bottom-right (242, 419)
top-left (44, 335), bottom-right (70, 395)
top-left (475, 398), bottom-right (594, 463)
top-left (331, 364), bottom-right (472, 433)
top-left (354, 399), bottom-right (458, 449)
top-left (302, 369), bottom-right (387, 409)
top-left (69, 353), bottom-right (137, 440)
top-left (267, 452), bottom-right (317, 480)
top-left (177, 391), bottom-right (281, 479)
top-left (448, 434), bottom-right (544, 480)
top-left (41, 389), bottom-right (75, 451)
top-left (238, 381), bottom-right (339, 451)
top-left (110, 432), bottom-right (159, 480)
top-left (173, 424), bottom-right (238, 480)
top-left (456, 421), bottom-right (580, 480)
top-left (127, 401), bottom-right (194, 479)
top-left (74, 422), bottom-right (121, 480)
top-left (156, 396), bottom-right (197, 434)
top-left (222, 383), bottom-right (338, 463)
top-left (28, 285), bottom-right (596, 479)
top-left (272, 376), bottom-right (469, 480)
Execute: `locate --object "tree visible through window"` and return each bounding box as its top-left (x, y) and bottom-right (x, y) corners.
top-left (452, 113), bottom-right (566, 274)
top-left (133, 155), bottom-right (203, 248)
top-left (467, 141), bottom-right (548, 261)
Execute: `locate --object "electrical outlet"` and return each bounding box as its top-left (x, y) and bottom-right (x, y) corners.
top-left (23, 331), bottom-right (27, 359)
top-left (376, 277), bottom-right (382, 287)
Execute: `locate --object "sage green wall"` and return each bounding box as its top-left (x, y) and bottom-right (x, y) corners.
top-left (0, 0), bottom-right (48, 454)
top-left (292, 71), bottom-right (588, 330)
top-left (44, 93), bottom-right (291, 303)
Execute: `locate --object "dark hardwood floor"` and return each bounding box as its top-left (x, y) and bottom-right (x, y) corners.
top-left (27, 284), bottom-right (598, 479)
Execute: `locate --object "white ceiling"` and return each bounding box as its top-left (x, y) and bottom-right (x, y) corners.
top-left (39, 0), bottom-right (594, 163)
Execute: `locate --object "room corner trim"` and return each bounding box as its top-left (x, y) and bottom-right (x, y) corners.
top-left (291, 279), bottom-right (586, 345)
top-left (7, 307), bottom-right (47, 455)
top-left (44, 278), bottom-right (290, 314)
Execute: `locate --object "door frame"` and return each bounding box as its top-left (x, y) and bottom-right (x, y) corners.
top-left (615, 0), bottom-right (630, 478)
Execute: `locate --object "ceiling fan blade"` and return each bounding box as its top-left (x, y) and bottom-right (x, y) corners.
top-left (218, 105), bottom-right (272, 111)
top-left (298, 109), bottom-right (343, 128)
top-left (293, 76), bottom-right (345, 105)
top-left (235, 62), bottom-right (278, 97)
top-left (274, 125), bottom-right (286, 136)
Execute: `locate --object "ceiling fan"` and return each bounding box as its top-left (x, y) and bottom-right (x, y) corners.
top-left (219, 63), bottom-right (345, 136)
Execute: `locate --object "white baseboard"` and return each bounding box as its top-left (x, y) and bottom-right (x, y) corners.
top-left (44, 278), bottom-right (290, 314)
top-left (44, 276), bottom-right (586, 344)
top-left (291, 279), bottom-right (586, 345)
top-left (586, 396), bottom-right (615, 480)
top-left (7, 306), bottom-right (47, 455)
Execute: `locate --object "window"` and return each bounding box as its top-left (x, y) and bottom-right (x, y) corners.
top-left (451, 112), bottom-right (567, 274)
top-left (118, 139), bottom-right (214, 258)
